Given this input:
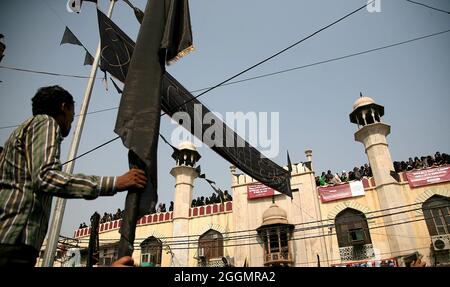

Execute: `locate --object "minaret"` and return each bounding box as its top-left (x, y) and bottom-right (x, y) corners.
top-left (170, 141), bottom-right (200, 266)
top-left (349, 94), bottom-right (416, 256)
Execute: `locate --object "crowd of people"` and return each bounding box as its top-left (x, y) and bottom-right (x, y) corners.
top-left (155, 201), bottom-right (174, 213)
top-left (191, 190), bottom-right (233, 207)
top-left (315, 151), bottom-right (449, 188)
top-left (393, 151), bottom-right (449, 173)
top-left (78, 200), bottom-right (178, 229)
top-left (315, 164), bottom-right (373, 187)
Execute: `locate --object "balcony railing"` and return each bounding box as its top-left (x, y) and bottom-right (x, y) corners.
top-left (264, 251), bottom-right (293, 266)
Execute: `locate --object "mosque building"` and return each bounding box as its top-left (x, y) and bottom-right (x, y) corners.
top-left (50, 96), bottom-right (450, 267)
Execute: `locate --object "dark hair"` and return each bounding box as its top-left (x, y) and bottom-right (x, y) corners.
top-left (32, 85), bottom-right (74, 117)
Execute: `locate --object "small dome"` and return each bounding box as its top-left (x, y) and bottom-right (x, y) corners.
top-left (352, 96), bottom-right (375, 111)
top-left (261, 203), bottom-right (289, 226)
top-left (178, 141), bottom-right (197, 152)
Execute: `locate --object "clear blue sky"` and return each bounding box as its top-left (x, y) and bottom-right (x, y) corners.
top-left (0, 0), bottom-right (449, 237)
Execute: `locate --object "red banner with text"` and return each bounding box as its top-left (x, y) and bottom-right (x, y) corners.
top-left (247, 184), bottom-right (282, 200)
top-left (318, 181), bottom-right (365, 203)
top-left (405, 165), bottom-right (450, 188)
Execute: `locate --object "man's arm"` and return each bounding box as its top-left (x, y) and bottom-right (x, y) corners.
top-left (27, 115), bottom-right (116, 198)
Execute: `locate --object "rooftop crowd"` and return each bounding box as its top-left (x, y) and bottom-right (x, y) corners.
top-left (316, 151), bottom-right (448, 188)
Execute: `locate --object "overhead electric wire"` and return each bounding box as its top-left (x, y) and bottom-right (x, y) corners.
top-left (3, 28), bottom-right (449, 93)
top-left (2, 28), bottom-right (448, 131)
top-left (406, 0), bottom-right (450, 14)
top-left (0, 65), bottom-right (102, 79)
top-left (74, 201), bottom-right (445, 243)
top-left (2, 3), bottom-right (448, 168)
top-left (189, 29), bottom-right (450, 93)
top-left (160, 1), bottom-right (375, 117)
top-left (75, 200), bottom-right (426, 242)
top-left (46, 1), bottom-right (376, 165)
top-left (76, 212), bottom-right (440, 251)
top-left (74, 203), bottom-right (449, 248)
top-left (0, 106), bottom-right (120, 131)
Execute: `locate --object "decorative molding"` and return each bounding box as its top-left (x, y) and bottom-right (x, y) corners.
top-left (197, 224), bottom-right (228, 239)
top-left (139, 230), bottom-right (170, 245)
top-left (327, 201), bottom-right (371, 220)
top-left (414, 188), bottom-right (450, 215)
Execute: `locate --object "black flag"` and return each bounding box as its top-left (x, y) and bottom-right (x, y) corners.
top-left (61, 26), bottom-right (94, 66)
top-left (84, 50), bottom-right (94, 65)
top-left (97, 3), bottom-right (291, 197)
top-left (0, 34), bottom-right (5, 63)
top-left (60, 26), bottom-right (82, 46)
top-left (111, 0), bottom-right (194, 257)
top-left (109, 77), bottom-right (123, 94)
top-left (113, 0), bottom-right (193, 216)
top-left (287, 151), bottom-right (292, 173)
top-left (97, 10), bottom-right (135, 82)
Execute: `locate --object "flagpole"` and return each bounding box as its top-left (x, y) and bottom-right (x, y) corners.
top-left (42, 0), bottom-right (117, 267)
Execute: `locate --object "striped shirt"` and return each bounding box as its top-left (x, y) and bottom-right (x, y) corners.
top-left (0, 115), bottom-right (116, 252)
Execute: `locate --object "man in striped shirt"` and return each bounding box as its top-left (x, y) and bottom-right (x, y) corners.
top-left (0, 86), bottom-right (147, 267)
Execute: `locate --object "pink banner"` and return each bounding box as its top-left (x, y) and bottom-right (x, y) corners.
top-left (318, 183), bottom-right (352, 203)
top-left (247, 184), bottom-right (280, 199)
top-left (318, 181), bottom-right (365, 203)
top-left (405, 165), bottom-right (450, 188)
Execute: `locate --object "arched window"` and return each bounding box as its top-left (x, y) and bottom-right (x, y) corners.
top-left (422, 195), bottom-right (450, 236)
top-left (335, 208), bottom-right (371, 247)
top-left (140, 236), bottom-right (162, 267)
top-left (198, 229), bottom-right (223, 261)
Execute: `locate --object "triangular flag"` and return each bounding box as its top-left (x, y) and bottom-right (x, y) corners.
top-left (122, 0), bottom-right (144, 23)
top-left (84, 50), bottom-right (94, 65)
top-left (205, 178), bottom-right (216, 185)
top-left (109, 77), bottom-right (123, 94)
top-left (60, 26), bottom-right (82, 46)
top-left (287, 150), bottom-right (292, 173)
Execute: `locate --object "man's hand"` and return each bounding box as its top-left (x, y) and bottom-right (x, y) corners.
top-left (116, 168), bottom-right (147, 191)
top-left (111, 256), bottom-right (135, 267)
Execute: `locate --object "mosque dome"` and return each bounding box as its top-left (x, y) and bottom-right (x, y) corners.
top-left (352, 96), bottom-right (375, 111)
top-left (178, 141), bottom-right (197, 152)
top-left (261, 203), bottom-right (289, 226)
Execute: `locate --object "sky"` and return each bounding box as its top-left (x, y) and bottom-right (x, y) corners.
top-left (0, 0), bottom-right (449, 238)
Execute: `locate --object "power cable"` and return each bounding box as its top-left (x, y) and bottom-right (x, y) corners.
top-left (189, 29), bottom-right (450, 93)
top-left (74, 203), bottom-right (449, 247)
top-left (406, 0), bottom-right (450, 14)
top-left (49, 1), bottom-right (376, 166)
top-left (2, 28), bottom-right (448, 130)
top-left (159, 1), bottom-right (375, 117)
top-left (0, 65), bottom-right (101, 80)
top-left (74, 201), bottom-right (445, 243)
top-left (77, 213), bottom-right (436, 251)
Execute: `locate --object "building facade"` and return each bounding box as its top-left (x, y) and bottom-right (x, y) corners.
top-left (66, 96), bottom-right (449, 267)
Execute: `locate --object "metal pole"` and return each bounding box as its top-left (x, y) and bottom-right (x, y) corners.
top-left (42, 0), bottom-right (116, 267)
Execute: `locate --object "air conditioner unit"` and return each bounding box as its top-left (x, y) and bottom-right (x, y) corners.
top-left (432, 234), bottom-right (450, 251)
